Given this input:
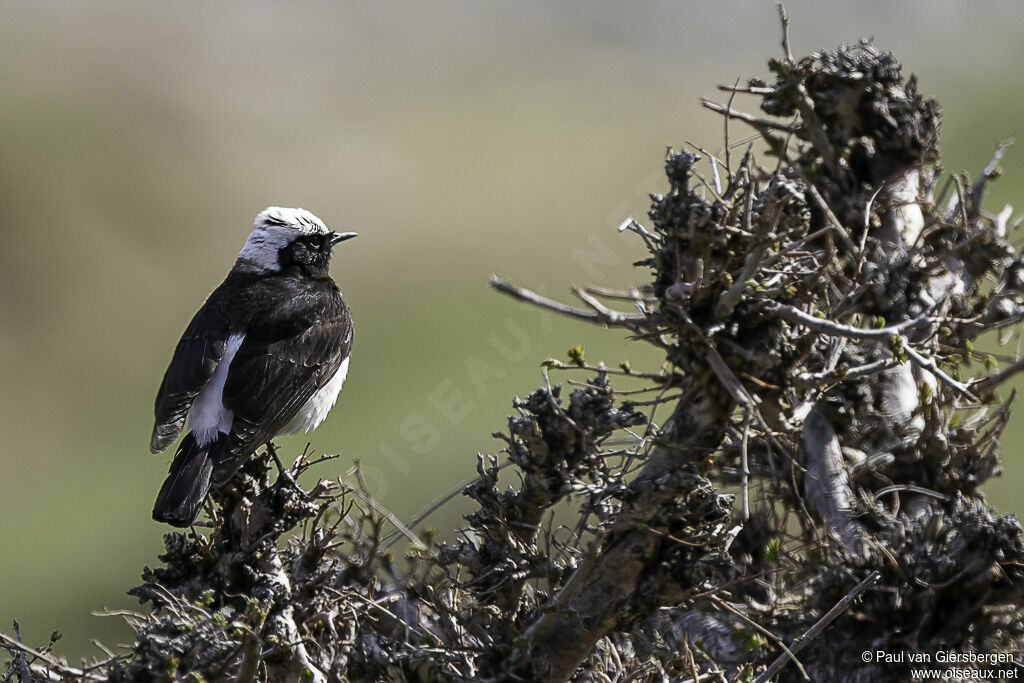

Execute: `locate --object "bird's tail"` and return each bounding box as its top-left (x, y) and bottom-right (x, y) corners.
top-left (152, 432), bottom-right (218, 527)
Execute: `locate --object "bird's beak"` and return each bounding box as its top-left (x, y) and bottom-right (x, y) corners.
top-left (331, 231), bottom-right (358, 245)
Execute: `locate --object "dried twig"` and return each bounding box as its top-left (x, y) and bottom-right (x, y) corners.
top-left (700, 99), bottom-right (800, 137)
top-left (491, 276), bottom-right (644, 327)
top-left (753, 572), bottom-right (881, 683)
top-left (777, 2), bottom-right (794, 63)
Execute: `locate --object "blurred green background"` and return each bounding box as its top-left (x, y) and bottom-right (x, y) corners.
top-left (1, 0), bottom-right (1022, 663)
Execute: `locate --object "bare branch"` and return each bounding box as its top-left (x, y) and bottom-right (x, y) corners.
top-left (967, 139), bottom-right (1014, 219)
top-left (700, 98), bottom-right (801, 136)
top-left (777, 2), bottom-right (794, 63)
top-left (774, 304), bottom-right (928, 340)
top-left (491, 276), bottom-right (644, 327)
top-left (752, 572), bottom-right (881, 683)
top-left (972, 355), bottom-right (1024, 393)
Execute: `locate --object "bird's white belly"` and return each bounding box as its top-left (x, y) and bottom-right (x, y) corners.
top-left (283, 356), bottom-right (349, 434)
top-left (187, 332), bottom-right (245, 447)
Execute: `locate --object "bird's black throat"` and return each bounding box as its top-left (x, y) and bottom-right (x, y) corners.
top-left (277, 232), bottom-right (335, 278)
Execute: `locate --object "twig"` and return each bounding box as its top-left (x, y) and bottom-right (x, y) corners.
top-left (855, 182), bottom-right (888, 279)
top-left (91, 639), bottom-right (116, 659)
top-left (572, 285), bottom-right (635, 324)
top-left (710, 596), bottom-right (809, 681)
top-left (752, 571), bottom-right (881, 683)
top-left (793, 82), bottom-right (838, 176)
top-left (546, 359), bottom-right (671, 381)
top-left (774, 304), bottom-right (928, 340)
top-left (740, 405), bottom-right (752, 522)
top-left (954, 174), bottom-right (970, 229)
top-left (973, 355), bottom-right (1024, 392)
top-left (967, 139), bottom-right (1013, 219)
top-left (11, 623), bottom-right (30, 683)
top-left (902, 344), bottom-right (975, 400)
top-left (724, 78), bottom-right (739, 182)
top-left (717, 83), bottom-right (776, 96)
top-left (714, 180), bottom-right (763, 319)
top-left (801, 182), bottom-right (857, 254)
top-left (232, 630), bottom-right (261, 683)
top-left (871, 485), bottom-right (949, 503)
top-left (618, 216), bottom-right (662, 251)
top-left (380, 461), bottom-right (513, 551)
top-left (794, 358), bottom-right (892, 387)
top-left (582, 284), bottom-right (656, 305)
top-left (710, 153), bottom-right (723, 196)
top-left (777, 2), bottom-right (794, 63)
top-left (705, 337), bottom-right (758, 407)
top-left (700, 99), bottom-right (800, 137)
top-left (540, 365), bottom-right (582, 432)
top-left (349, 479), bottom-right (426, 550)
top-left (0, 629), bottom-right (98, 681)
top-left (491, 276), bottom-right (644, 327)
top-left (777, 304), bottom-right (975, 398)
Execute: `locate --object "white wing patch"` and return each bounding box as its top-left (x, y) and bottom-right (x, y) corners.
top-left (284, 357), bottom-right (350, 434)
top-left (186, 333), bottom-right (245, 446)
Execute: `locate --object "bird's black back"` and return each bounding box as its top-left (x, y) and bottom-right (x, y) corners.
top-left (216, 272), bottom-right (352, 479)
top-left (151, 268), bottom-right (352, 467)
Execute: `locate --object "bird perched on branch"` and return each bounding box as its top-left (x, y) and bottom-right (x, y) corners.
top-left (149, 207), bottom-right (355, 527)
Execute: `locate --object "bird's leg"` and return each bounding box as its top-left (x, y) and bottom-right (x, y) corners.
top-left (202, 497), bottom-right (220, 528)
top-left (266, 442), bottom-right (308, 498)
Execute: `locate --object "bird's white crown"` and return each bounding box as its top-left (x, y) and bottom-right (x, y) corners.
top-left (255, 206), bottom-right (329, 234)
top-left (237, 206), bottom-right (328, 271)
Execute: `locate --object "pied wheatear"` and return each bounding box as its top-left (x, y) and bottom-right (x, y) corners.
top-left (150, 207), bottom-right (355, 527)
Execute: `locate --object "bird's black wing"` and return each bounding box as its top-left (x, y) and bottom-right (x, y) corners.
top-left (218, 281), bottom-right (352, 476)
top-left (150, 281), bottom-right (234, 453)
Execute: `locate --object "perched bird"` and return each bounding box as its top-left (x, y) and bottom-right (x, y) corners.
top-left (150, 207), bottom-right (355, 527)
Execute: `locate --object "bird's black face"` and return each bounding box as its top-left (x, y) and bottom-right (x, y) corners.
top-left (274, 231), bottom-right (356, 278)
top-left (278, 234), bottom-right (335, 276)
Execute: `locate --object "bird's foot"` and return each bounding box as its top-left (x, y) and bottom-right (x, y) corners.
top-left (266, 443), bottom-right (309, 499)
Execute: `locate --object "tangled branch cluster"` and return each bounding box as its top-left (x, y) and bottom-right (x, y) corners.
top-left (6, 34), bottom-right (1024, 683)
